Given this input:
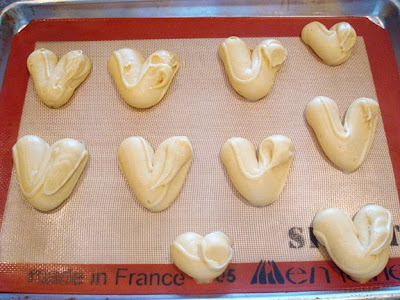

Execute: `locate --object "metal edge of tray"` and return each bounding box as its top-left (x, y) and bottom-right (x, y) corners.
top-left (0, 0), bottom-right (399, 299)
top-left (2, 288), bottom-right (400, 300)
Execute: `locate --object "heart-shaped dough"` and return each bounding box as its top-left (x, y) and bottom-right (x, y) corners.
top-left (221, 136), bottom-right (295, 206)
top-left (219, 37), bottom-right (287, 101)
top-left (171, 231), bottom-right (233, 283)
top-left (108, 48), bottom-right (179, 108)
top-left (118, 136), bottom-right (193, 212)
top-left (301, 21), bottom-right (357, 66)
top-left (12, 135), bottom-right (88, 212)
top-left (313, 205), bottom-right (393, 283)
top-left (27, 48), bottom-right (92, 108)
top-left (306, 96), bottom-right (380, 173)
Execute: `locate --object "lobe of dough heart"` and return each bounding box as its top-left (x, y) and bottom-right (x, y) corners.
top-left (27, 48), bottom-right (92, 108)
top-left (219, 37), bottom-right (287, 101)
top-left (313, 205), bottom-right (393, 283)
top-left (301, 21), bottom-right (357, 66)
top-left (118, 136), bottom-right (193, 212)
top-left (12, 135), bottom-right (88, 212)
top-left (108, 48), bottom-right (179, 108)
top-left (221, 136), bottom-right (295, 206)
top-left (171, 231), bottom-right (233, 283)
top-left (305, 96), bottom-right (380, 173)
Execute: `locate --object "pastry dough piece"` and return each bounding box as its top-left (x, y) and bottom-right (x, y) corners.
top-left (221, 136), bottom-right (295, 206)
top-left (12, 135), bottom-right (88, 212)
top-left (219, 37), bottom-right (287, 101)
top-left (108, 48), bottom-right (179, 108)
top-left (171, 231), bottom-right (233, 283)
top-left (27, 48), bottom-right (92, 108)
top-left (313, 205), bottom-right (393, 283)
top-left (305, 96), bottom-right (380, 173)
top-left (118, 136), bottom-right (192, 212)
top-left (301, 21), bottom-right (357, 66)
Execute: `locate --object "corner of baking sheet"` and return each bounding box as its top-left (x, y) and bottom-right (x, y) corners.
top-left (0, 1), bottom-right (31, 35)
top-left (367, 16), bottom-right (386, 29)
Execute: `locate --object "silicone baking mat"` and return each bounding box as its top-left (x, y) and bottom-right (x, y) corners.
top-left (0, 17), bottom-right (399, 295)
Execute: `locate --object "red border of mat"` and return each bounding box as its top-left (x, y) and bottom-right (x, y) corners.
top-left (0, 17), bottom-right (399, 295)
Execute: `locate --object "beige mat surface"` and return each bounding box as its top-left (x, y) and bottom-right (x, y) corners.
top-left (1, 37), bottom-right (399, 264)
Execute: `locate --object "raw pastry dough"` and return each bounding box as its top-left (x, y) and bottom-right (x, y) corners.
top-left (12, 135), bottom-right (88, 212)
top-left (313, 205), bottom-right (393, 283)
top-left (27, 48), bottom-right (92, 108)
top-left (301, 21), bottom-right (357, 66)
top-left (221, 136), bottom-right (295, 206)
top-left (219, 37), bottom-right (287, 101)
top-left (118, 136), bottom-right (192, 212)
top-left (171, 231), bottom-right (233, 283)
top-left (305, 96), bottom-right (379, 173)
top-left (108, 48), bottom-right (179, 108)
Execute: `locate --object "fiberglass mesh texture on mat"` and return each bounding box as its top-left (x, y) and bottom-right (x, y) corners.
top-left (0, 37), bottom-right (399, 264)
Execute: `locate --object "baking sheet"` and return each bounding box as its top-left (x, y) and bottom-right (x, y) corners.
top-left (0, 16), bottom-right (399, 296)
top-left (1, 36), bottom-right (399, 265)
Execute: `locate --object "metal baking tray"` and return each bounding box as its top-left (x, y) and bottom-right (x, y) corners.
top-left (1, 1), bottom-right (400, 299)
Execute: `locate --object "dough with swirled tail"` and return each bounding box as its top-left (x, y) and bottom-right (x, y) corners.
top-left (313, 205), bottom-right (393, 283)
top-left (12, 135), bottom-right (88, 212)
top-left (305, 96), bottom-right (379, 173)
top-left (108, 48), bottom-right (179, 108)
top-left (301, 21), bottom-right (357, 66)
top-left (27, 48), bottom-right (92, 108)
top-left (219, 37), bottom-right (287, 101)
top-left (118, 136), bottom-right (192, 212)
top-left (171, 231), bottom-right (233, 284)
top-left (221, 136), bottom-right (295, 206)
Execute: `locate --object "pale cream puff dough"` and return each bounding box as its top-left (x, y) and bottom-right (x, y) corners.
top-left (221, 136), bottom-right (295, 206)
top-left (306, 96), bottom-right (380, 173)
top-left (27, 48), bottom-right (92, 108)
top-left (12, 135), bottom-right (88, 212)
top-left (301, 21), bottom-right (357, 66)
top-left (313, 205), bottom-right (393, 283)
top-left (108, 48), bottom-right (179, 109)
top-left (118, 136), bottom-right (193, 212)
top-left (171, 231), bottom-right (233, 283)
top-left (219, 37), bottom-right (287, 101)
